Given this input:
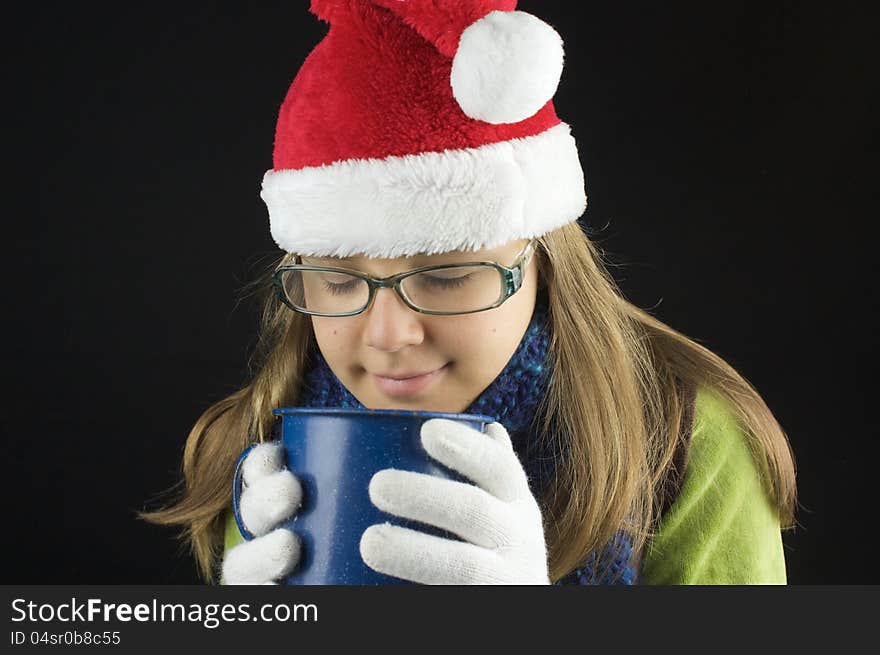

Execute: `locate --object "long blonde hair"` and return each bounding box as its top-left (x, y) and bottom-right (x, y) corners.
top-left (140, 220), bottom-right (797, 582)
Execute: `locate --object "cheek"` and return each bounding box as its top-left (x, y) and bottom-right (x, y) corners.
top-left (311, 317), bottom-right (357, 357)
top-left (455, 288), bottom-right (536, 376)
top-left (439, 316), bottom-right (503, 371)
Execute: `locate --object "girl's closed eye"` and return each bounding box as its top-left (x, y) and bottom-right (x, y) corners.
top-left (419, 273), bottom-right (472, 288)
top-left (320, 274), bottom-right (361, 295)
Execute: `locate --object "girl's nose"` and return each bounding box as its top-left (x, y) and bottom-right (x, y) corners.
top-left (362, 287), bottom-right (425, 352)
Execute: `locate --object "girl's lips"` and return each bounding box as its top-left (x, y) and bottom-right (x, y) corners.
top-left (372, 364), bottom-right (449, 398)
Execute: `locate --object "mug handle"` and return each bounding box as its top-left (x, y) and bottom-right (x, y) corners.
top-left (231, 443), bottom-right (259, 542)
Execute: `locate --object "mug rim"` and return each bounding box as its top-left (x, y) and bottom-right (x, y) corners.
top-left (271, 407), bottom-right (496, 423)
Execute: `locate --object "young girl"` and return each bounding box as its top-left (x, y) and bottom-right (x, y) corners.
top-left (142, 0), bottom-right (797, 585)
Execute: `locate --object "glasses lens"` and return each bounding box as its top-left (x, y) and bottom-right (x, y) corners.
top-left (278, 269), bottom-right (370, 315)
top-left (401, 265), bottom-right (505, 313)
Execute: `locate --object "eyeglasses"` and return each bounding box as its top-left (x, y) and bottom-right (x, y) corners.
top-left (272, 240), bottom-right (536, 317)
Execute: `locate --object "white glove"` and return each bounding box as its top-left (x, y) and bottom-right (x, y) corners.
top-left (359, 419), bottom-right (550, 585)
top-left (221, 442), bottom-right (303, 585)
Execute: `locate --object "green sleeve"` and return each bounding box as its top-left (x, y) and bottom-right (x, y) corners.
top-left (638, 387), bottom-right (787, 584)
top-left (224, 509), bottom-right (245, 551)
top-left (214, 510), bottom-right (243, 585)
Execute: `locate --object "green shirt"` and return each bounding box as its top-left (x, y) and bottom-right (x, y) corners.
top-left (223, 387), bottom-right (787, 584)
top-left (639, 387), bottom-right (787, 584)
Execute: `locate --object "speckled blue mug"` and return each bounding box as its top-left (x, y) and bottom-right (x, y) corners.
top-left (232, 407), bottom-right (495, 585)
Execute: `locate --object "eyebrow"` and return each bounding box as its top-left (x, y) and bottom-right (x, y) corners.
top-left (297, 255), bottom-right (352, 266)
top-left (302, 255), bottom-right (371, 266)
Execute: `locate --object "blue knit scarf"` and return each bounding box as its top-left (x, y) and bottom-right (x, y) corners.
top-left (296, 297), bottom-right (637, 585)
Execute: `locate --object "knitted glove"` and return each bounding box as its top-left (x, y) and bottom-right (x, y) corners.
top-left (221, 442), bottom-right (302, 585)
top-left (359, 419), bottom-right (550, 584)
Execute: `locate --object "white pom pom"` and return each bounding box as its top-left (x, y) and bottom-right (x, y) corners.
top-left (451, 10), bottom-right (564, 125)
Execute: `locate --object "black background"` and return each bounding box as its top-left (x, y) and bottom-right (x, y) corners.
top-left (5, 1), bottom-right (877, 583)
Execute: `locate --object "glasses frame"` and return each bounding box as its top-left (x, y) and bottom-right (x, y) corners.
top-left (272, 239), bottom-right (537, 317)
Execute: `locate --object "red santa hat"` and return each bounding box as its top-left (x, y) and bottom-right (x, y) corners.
top-left (260, 0), bottom-right (587, 258)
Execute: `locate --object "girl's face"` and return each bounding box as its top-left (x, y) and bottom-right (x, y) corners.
top-left (305, 238), bottom-right (539, 413)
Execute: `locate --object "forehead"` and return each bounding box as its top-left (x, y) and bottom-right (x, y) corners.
top-left (299, 240), bottom-right (527, 268)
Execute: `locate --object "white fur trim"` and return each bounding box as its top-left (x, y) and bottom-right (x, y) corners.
top-left (451, 11), bottom-right (564, 125)
top-left (261, 123), bottom-right (586, 258)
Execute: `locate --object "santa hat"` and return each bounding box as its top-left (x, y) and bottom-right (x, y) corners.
top-left (260, 0), bottom-right (587, 258)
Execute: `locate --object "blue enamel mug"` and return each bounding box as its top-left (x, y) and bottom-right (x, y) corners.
top-left (232, 407), bottom-right (495, 585)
